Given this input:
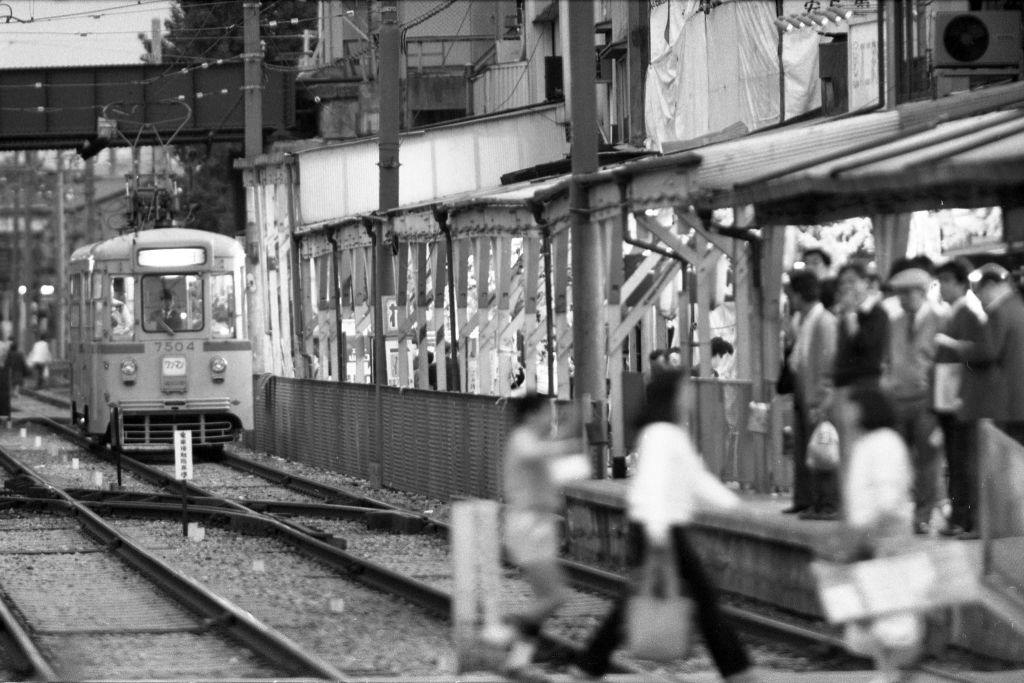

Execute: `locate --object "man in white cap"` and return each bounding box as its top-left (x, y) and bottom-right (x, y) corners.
top-left (882, 263), bottom-right (946, 535)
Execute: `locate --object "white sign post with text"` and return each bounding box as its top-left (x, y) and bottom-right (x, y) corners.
top-left (174, 430), bottom-right (193, 537)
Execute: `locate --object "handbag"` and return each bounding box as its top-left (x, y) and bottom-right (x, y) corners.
top-left (776, 348), bottom-right (795, 395)
top-left (807, 420), bottom-right (841, 471)
top-left (625, 548), bottom-right (694, 662)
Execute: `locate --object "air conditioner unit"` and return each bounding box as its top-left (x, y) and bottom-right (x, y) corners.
top-left (933, 11), bottom-right (1022, 69)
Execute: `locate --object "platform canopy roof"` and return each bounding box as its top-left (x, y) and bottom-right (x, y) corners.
top-left (697, 82), bottom-right (1024, 225)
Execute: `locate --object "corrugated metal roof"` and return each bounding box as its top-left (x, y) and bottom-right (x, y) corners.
top-left (718, 101), bottom-right (1024, 225)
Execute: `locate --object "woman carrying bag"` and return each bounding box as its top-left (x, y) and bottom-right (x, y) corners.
top-left (576, 369), bottom-right (760, 682)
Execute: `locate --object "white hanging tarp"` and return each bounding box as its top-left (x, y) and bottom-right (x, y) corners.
top-left (645, 0), bottom-right (820, 151)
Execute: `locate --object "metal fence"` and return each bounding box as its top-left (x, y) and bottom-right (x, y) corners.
top-left (250, 376), bottom-right (516, 499)
top-left (250, 375), bottom-right (789, 500)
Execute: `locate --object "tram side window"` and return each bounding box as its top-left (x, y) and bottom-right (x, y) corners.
top-left (69, 274), bottom-right (82, 340)
top-left (209, 274), bottom-right (236, 338)
top-left (110, 276), bottom-right (135, 340)
top-left (141, 275), bottom-right (203, 333)
top-left (92, 272), bottom-right (104, 341)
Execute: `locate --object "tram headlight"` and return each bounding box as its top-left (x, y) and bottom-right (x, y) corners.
top-left (120, 358), bottom-right (138, 384)
top-left (210, 356), bottom-right (228, 382)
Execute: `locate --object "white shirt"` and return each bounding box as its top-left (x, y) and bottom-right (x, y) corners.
top-left (843, 427), bottom-right (913, 530)
top-left (627, 422), bottom-right (739, 543)
top-left (26, 340), bottom-right (51, 366)
top-left (789, 302), bottom-right (824, 375)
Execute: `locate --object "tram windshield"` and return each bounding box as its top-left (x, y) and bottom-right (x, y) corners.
top-left (142, 275), bottom-right (203, 334)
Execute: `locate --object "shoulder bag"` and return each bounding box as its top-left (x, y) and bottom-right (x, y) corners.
top-left (625, 546), bottom-right (694, 662)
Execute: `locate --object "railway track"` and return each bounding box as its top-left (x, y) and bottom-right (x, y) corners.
top-left (13, 416), bottom-right (862, 675)
top-left (9, 406), bottom-right (992, 680)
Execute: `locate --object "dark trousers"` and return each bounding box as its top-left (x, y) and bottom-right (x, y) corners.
top-left (32, 363), bottom-right (46, 389)
top-left (791, 397), bottom-right (813, 509)
top-left (937, 413), bottom-right (978, 532)
top-left (795, 397), bottom-right (840, 512)
top-left (578, 523), bottom-right (751, 678)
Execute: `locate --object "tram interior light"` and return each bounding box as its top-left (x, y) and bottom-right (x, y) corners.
top-left (807, 12), bottom-right (831, 27)
top-left (774, 17), bottom-right (794, 32)
top-left (824, 8), bottom-right (853, 22)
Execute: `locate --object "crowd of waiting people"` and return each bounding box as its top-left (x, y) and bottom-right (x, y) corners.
top-left (494, 246), bottom-right (1019, 680)
top-left (781, 247), bottom-right (1023, 540)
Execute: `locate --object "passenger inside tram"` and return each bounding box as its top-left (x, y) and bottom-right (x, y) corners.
top-left (110, 277), bottom-right (134, 339)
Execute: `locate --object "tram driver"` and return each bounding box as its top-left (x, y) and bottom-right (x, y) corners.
top-left (150, 289), bottom-right (185, 332)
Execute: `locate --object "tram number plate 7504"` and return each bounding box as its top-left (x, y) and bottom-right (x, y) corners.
top-left (162, 357), bottom-right (187, 376)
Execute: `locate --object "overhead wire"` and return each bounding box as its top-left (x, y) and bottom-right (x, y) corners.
top-left (16, 0), bottom-right (228, 23)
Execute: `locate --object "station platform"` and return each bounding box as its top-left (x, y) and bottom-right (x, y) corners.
top-left (563, 478), bottom-right (1024, 666)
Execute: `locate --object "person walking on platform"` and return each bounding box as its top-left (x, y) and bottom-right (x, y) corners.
top-left (25, 336), bottom-right (52, 390)
top-left (783, 269), bottom-right (838, 519)
top-left (498, 392), bottom-right (588, 676)
top-left (576, 369), bottom-right (760, 682)
top-left (933, 258), bottom-right (986, 540)
top-left (937, 263), bottom-right (1024, 448)
top-left (831, 261), bottom-right (890, 517)
top-left (835, 385), bottom-right (923, 680)
top-left (881, 264), bottom-right (945, 535)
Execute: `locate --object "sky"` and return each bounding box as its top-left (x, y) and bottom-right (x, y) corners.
top-left (0, 1), bottom-right (174, 68)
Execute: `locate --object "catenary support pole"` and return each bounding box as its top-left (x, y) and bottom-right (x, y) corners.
top-left (242, 1), bottom-right (266, 372)
top-left (55, 153), bottom-right (67, 359)
top-left (369, 1), bottom-right (401, 487)
top-left (563, 0), bottom-right (606, 475)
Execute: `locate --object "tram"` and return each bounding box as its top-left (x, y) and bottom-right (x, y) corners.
top-left (67, 228), bottom-right (253, 454)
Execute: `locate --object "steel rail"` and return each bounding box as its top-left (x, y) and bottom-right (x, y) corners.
top-left (0, 580), bottom-right (59, 682)
top-left (217, 451), bottom-right (401, 510)
top-left (0, 446), bottom-right (349, 681)
top-left (63, 488), bottom-right (433, 537)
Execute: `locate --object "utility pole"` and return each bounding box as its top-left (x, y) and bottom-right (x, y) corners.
top-left (55, 154), bottom-right (67, 359)
top-left (369, 1), bottom-right (400, 487)
top-left (12, 152), bottom-right (23, 349)
top-left (243, 2), bottom-right (263, 161)
top-left (243, 1), bottom-right (266, 372)
top-left (563, 0), bottom-right (606, 476)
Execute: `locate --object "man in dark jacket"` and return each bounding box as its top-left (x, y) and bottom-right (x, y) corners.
top-left (938, 263), bottom-right (1024, 446)
top-left (933, 258), bottom-right (985, 539)
top-left (829, 261), bottom-right (890, 518)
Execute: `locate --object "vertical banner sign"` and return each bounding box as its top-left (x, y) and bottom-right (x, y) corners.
top-left (174, 430), bottom-right (194, 480)
top-left (174, 430), bottom-right (193, 536)
top-left (848, 18), bottom-right (880, 111)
